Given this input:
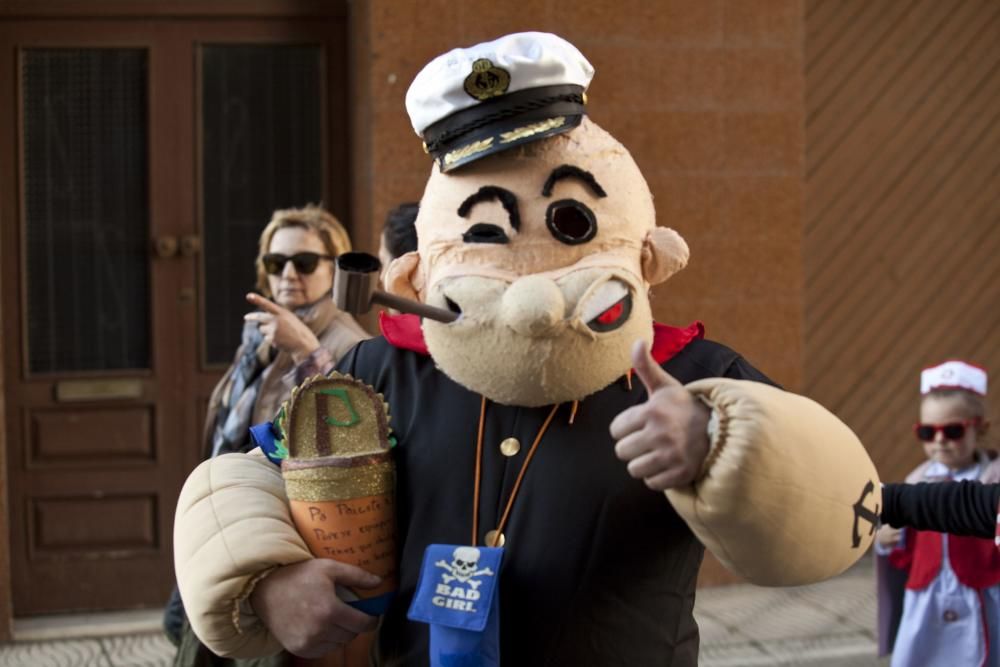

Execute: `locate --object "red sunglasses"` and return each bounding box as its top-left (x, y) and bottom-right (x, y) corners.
top-left (913, 419), bottom-right (981, 442)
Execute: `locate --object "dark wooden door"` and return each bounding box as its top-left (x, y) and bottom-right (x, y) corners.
top-left (0, 14), bottom-right (345, 615)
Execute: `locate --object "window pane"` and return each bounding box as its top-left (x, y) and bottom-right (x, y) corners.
top-left (22, 48), bottom-right (151, 373)
top-left (201, 44), bottom-right (324, 365)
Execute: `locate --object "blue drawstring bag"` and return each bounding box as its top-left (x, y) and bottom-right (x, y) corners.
top-left (408, 544), bottom-right (504, 667)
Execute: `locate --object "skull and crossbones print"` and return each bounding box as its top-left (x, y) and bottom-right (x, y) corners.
top-left (435, 546), bottom-right (495, 589)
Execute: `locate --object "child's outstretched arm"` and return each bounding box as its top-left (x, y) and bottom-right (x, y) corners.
top-left (881, 481), bottom-right (1000, 539)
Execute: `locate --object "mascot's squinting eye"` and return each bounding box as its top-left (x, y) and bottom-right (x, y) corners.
top-left (589, 295), bottom-right (632, 332)
top-left (580, 280), bottom-right (632, 333)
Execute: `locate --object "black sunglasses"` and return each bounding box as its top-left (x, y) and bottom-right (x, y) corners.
top-left (913, 419), bottom-right (980, 442)
top-left (262, 252), bottom-right (334, 276)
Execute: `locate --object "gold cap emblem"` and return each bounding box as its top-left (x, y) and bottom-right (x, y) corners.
top-left (463, 58), bottom-right (511, 101)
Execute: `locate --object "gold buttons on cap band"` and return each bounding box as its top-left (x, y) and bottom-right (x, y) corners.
top-left (484, 530), bottom-right (506, 547)
top-left (499, 437), bottom-right (521, 456)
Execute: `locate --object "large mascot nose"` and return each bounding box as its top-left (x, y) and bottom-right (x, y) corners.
top-left (500, 275), bottom-right (565, 337)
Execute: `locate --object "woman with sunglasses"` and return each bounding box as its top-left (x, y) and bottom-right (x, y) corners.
top-left (167, 205), bottom-right (370, 665)
top-left (205, 204), bottom-right (370, 459)
top-left (875, 360), bottom-right (1000, 667)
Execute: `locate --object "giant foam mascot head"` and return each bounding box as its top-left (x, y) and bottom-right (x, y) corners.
top-left (385, 32), bottom-right (689, 407)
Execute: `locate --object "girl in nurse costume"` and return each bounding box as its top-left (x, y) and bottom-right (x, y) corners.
top-left (876, 360), bottom-right (1000, 667)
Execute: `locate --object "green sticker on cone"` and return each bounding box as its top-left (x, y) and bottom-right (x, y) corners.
top-left (279, 373), bottom-right (398, 600)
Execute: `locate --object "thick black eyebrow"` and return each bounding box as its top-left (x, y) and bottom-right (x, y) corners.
top-left (542, 164), bottom-right (607, 198)
top-left (456, 185), bottom-right (521, 231)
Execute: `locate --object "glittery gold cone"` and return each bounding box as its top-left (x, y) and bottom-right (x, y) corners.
top-left (279, 373), bottom-right (397, 599)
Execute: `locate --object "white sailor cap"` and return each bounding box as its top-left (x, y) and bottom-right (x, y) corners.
top-left (921, 360), bottom-right (988, 396)
top-left (405, 32), bottom-right (594, 172)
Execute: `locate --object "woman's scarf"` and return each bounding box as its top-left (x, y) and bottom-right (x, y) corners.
top-left (208, 296), bottom-right (334, 458)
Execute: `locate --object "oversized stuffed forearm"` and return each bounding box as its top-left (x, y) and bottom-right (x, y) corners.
top-left (173, 449), bottom-right (311, 657)
top-left (666, 378), bottom-right (881, 586)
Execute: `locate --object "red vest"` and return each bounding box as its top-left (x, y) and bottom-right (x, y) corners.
top-left (890, 529), bottom-right (1000, 590)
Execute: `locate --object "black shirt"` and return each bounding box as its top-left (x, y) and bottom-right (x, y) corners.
top-left (335, 335), bottom-right (771, 666)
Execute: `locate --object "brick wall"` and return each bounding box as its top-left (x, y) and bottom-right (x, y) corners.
top-left (348, 0), bottom-right (805, 585)
top-left (351, 0), bottom-right (804, 388)
top-left (803, 0), bottom-right (1000, 484)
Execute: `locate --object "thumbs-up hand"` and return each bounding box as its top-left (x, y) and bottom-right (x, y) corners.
top-left (609, 340), bottom-right (711, 491)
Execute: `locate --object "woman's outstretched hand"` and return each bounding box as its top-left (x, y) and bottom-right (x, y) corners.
top-left (245, 293), bottom-right (321, 364)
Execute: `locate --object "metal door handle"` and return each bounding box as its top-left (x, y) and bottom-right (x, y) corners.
top-left (180, 234), bottom-right (202, 257)
top-left (153, 235), bottom-right (178, 258)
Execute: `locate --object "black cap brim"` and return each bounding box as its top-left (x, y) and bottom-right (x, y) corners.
top-left (423, 85), bottom-right (586, 172)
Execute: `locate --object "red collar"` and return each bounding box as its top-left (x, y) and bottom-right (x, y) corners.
top-left (649, 319), bottom-right (704, 363)
top-left (378, 312), bottom-right (703, 363)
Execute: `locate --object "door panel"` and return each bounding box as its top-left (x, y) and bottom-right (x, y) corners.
top-left (27, 406), bottom-right (154, 464)
top-left (0, 15), bottom-right (346, 615)
top-left (21, 47), bottom-right (152, 375)
top-left (186, 19), bottom-right (346, 474)
top-left (31, 494), bottom-right (158, 552)
top-left (199, 42), bottom-right (325, 366)
top-left (0, 21), bottom-right (183, 614)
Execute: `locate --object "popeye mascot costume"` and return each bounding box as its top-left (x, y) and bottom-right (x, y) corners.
top-left (173, 32), bottom-right (882, 666)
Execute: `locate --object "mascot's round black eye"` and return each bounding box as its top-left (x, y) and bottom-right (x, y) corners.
top-left (546, 199), bottom-right (597, 245)
top-left (587, 293), bottom-right (632, 333)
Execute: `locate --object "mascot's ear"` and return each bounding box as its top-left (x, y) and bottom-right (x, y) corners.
top-left (641, 227), bottom-right (690, 286)
top-left (383, 251), bottom-right (423, 302)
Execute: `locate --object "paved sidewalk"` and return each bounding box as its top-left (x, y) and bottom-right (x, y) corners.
top-left (0, 613), bottom-right (172, 667)
top-left (0, 558), bottom-right (887, 666)
top-left (695, 558), bottom-right (888, 666)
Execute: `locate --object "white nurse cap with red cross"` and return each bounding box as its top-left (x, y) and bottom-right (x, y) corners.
top-left (920, 360), bottom-right (987, 396)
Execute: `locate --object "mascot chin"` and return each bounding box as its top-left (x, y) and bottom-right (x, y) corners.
top-left (172, 31), bottom-right (881, 667)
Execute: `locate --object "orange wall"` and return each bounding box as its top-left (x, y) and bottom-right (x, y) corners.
top-left (803, 0), bottom-right (1000, 485)
top-left (348, 1), bottom-right (804, 585)
top-left (350, 0), bottom-right (805, 390)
